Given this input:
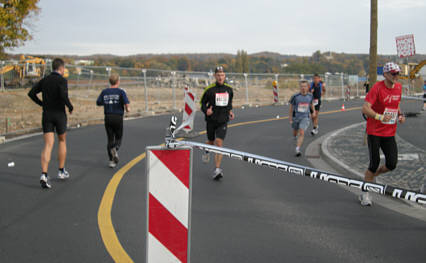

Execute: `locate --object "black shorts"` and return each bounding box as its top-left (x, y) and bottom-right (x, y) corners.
top-left (42, 111), bottom-right (67, 135)
top-left (206, 121), bottom-right (227, 141)
top-left (310, 104), bottom-right (321, 114)
top-left (367, 135), bottom-right (398, 173)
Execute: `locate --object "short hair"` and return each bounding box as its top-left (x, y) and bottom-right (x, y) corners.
top-left (299, 80), bottom-right (309, 86)
top-left (313, 74), bottom-right (320, 78)
top-left (52, 58), bottom-right (65, 71)
top-left (109, 73), bottom-right (120, 86)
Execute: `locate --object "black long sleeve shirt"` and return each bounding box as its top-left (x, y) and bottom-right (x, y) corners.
top-left (28, 72), bottom-right (73, 113)
top-left (200, 82), bottom-right (233, 123)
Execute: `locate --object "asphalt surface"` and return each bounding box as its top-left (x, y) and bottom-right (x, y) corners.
top-left (1, 99), bottom-right (425, 263)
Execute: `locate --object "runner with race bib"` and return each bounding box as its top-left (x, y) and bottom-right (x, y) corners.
top-left (359, 62), bottom-right (406, 206)
top-left (200, 66), bottom-right (234, 180)
top-left (289, 80), bottom-right (316, 157)
top-left (309, 74), bottom-right (326, 135)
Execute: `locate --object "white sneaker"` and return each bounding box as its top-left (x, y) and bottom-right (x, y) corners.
top-left (359, 192), bottom-right (372, 206)
top-left (295, 147), bottom-right (302, 157)
top-left (111, 148), bottom-right (119, 164)
top-left (212, 168), bottom-right (223, 180)
top-left (109, 161), bottom-right (117, 168)
top-left (202, 151), bottom-right (210, 163)
top-left (57, 169), bottom-right (70, 180)
top-left (40, 174), bottom-right (51, 189)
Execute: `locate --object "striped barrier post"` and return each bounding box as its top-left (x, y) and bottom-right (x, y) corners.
top-left (182, 86), bottom-right (196, 134)
top-left (272, 80), bottom-right (279, 104)
top-left (146, 146), bottom-right (193, 263)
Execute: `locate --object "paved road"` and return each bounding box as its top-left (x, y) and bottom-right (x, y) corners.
top-left (0, 99), bottom-right (425, 262)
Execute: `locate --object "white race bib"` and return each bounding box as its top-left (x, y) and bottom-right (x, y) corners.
top-left (298, 102), bottom-right (309, 113)
top-left (215, 92), bottom-right (229, 107)
top-left (382, 108), bottom-right (398, 124)
top-left (313, 99), bottom-right (319, 106)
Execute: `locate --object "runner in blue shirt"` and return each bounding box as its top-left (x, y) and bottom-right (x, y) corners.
top-left (289, 80), bottom-right (316, 157)
top-left (96, 73), bottom-right (130, 168)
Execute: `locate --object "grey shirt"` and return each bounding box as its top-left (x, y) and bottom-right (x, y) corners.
top-left (290, 93), bottom-right (313, 120)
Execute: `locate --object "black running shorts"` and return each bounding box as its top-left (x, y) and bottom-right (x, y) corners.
top-left (367, 135), bottom-right (398, 173)
top-left (206, 121), bottom-right (227, 141)
top-left (42, 111), bottom-right (67, 135)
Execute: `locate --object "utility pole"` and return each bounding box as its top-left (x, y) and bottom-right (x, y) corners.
top-left (368, 0), bottom-right (378, 85)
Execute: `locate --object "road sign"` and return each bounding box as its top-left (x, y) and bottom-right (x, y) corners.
top-left (396, 34), bottom-right (416, 58)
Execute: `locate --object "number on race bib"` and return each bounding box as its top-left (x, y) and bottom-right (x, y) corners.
top-left (382, 108), bottom-right (398, 124)
top-left (298, 102), bottom-right (309, 113)
top-left (215, 92), bottom-right (229, 107)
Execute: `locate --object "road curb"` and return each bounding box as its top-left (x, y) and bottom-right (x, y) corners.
top-left (320, 121), bottom-right (425, 209)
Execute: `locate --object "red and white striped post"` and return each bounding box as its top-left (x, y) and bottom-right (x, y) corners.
top-left (146, 146), bottom-right (193, 263)
top-left (272, 80), bottom-right (279, 104)
top-left (183, 86), bottom-right (196, 134)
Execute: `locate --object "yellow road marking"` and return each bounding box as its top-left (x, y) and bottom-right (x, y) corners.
top-left (97, 106), bottom-right (361, 262)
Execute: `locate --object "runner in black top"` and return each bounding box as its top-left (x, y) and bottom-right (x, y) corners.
top-left (200, 66), bottom-right (234, 180)
top-left (96, 73), bottom-right (130, 168)
top-left (28, 58), bottom-right (73, 189)
top-left (309, 74), bottom-right (326, 135)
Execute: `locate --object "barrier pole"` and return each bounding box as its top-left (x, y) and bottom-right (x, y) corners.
top-left (146, 146), bottom-right (193, 263)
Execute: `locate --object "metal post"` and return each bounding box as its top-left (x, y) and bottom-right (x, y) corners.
top-left (171, 71), bottom-right (176, 110)
top-left (89, 70), bottom-right (94, 90)
top-left (77, 71), bottom-right (81, 87)
top-left (106, 67), bottom-right (111, 77)
top-left (244, 73), bottom-right (249, 105)
top-left (143, 69), bottom-right (148, 112)
top-left (1, 74), bottom-right (4, 91)
top-left (356, 77), bottom-right (359, 98)
top-left (341, 73), bottom-right (344, 99)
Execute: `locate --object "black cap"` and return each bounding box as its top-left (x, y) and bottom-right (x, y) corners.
top-left (215, 66), bottom-right (224, 73)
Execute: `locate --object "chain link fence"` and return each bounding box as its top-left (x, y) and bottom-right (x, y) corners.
top-left (0, 63), bottom-right (381, 137)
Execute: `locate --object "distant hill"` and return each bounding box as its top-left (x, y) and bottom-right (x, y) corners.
top-left (6, 51), bottom-right (426, 75)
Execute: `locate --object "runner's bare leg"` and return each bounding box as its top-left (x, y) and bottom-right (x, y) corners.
top-left (41, 133), bottom-right (55, 173)
top-left (214, 138), bottom-right (223, 168)
top-left (58, 133), bottom-right (67, 169)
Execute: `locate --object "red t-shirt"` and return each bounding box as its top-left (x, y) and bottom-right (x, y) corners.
top-left (365, 80), bottom-right (402, 137)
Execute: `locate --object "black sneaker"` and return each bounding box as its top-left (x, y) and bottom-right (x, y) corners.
top-left (40, 174), bottom-right (51, 189)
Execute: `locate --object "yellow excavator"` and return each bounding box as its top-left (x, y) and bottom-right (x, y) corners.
top-left (399, 60), bottom-right (426, 80)
top-left (0, 55), bottom-right (47, 87)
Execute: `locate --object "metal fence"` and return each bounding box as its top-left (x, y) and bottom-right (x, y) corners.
top-left (2, 63), bottom-right (420, 137)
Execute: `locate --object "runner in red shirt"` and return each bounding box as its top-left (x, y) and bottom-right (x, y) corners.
top-left (359, 62), bottom-right (406, 206)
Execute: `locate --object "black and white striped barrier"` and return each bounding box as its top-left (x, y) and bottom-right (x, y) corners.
top-left (168, 140), bottom-right (426, 205)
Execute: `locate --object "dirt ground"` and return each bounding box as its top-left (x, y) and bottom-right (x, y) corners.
top-left (0, 82), bottom-right (299, 136)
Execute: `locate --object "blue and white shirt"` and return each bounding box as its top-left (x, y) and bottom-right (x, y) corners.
top-left (96, 88), bottom-right (130, 115)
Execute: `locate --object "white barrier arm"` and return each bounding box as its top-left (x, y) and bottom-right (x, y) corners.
top-left (174, 140), bottom-right (426, 205)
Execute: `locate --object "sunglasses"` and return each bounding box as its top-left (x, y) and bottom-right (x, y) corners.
top-left (215, 66), bottom-right (224, 73)
top-left (389, 72), bottom-right (399, 76)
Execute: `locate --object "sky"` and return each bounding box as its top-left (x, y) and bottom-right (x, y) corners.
top-left (10, 0), bottom-right (426, 56)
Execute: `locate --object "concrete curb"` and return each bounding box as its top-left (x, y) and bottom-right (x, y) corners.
top-left (320, 122), bottom-right (366, 179)
top-left (320, 121), bottom-right (425, 209)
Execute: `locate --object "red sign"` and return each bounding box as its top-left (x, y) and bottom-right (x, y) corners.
top-left (395, 34), bottom-right (416, 58)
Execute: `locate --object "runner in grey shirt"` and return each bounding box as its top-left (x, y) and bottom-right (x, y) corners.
top-left (289, 80), bottom-right (316, 157)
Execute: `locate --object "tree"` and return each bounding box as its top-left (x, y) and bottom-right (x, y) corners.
top-left (368, 0), bottom-right (378, 84)
top-left (0, 0), bottom-right (40, 59)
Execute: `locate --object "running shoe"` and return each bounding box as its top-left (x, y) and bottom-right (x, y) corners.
top-left (57, 169), bottom-right (70, 180)
top-left (295, 148), bottom-right (302, 157)
top-left (212, 168), bottom-right (223, 181)
top-left (202, 151), bottom-right (210, 163)
top-left (359, 192), bottom-right (372, 206)
top-left (40, 174), bottom-right (51, 189)
top-left (109, 160), bottom-right (116, 168)
top-left (111, 148), bottom-right (119, 164)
